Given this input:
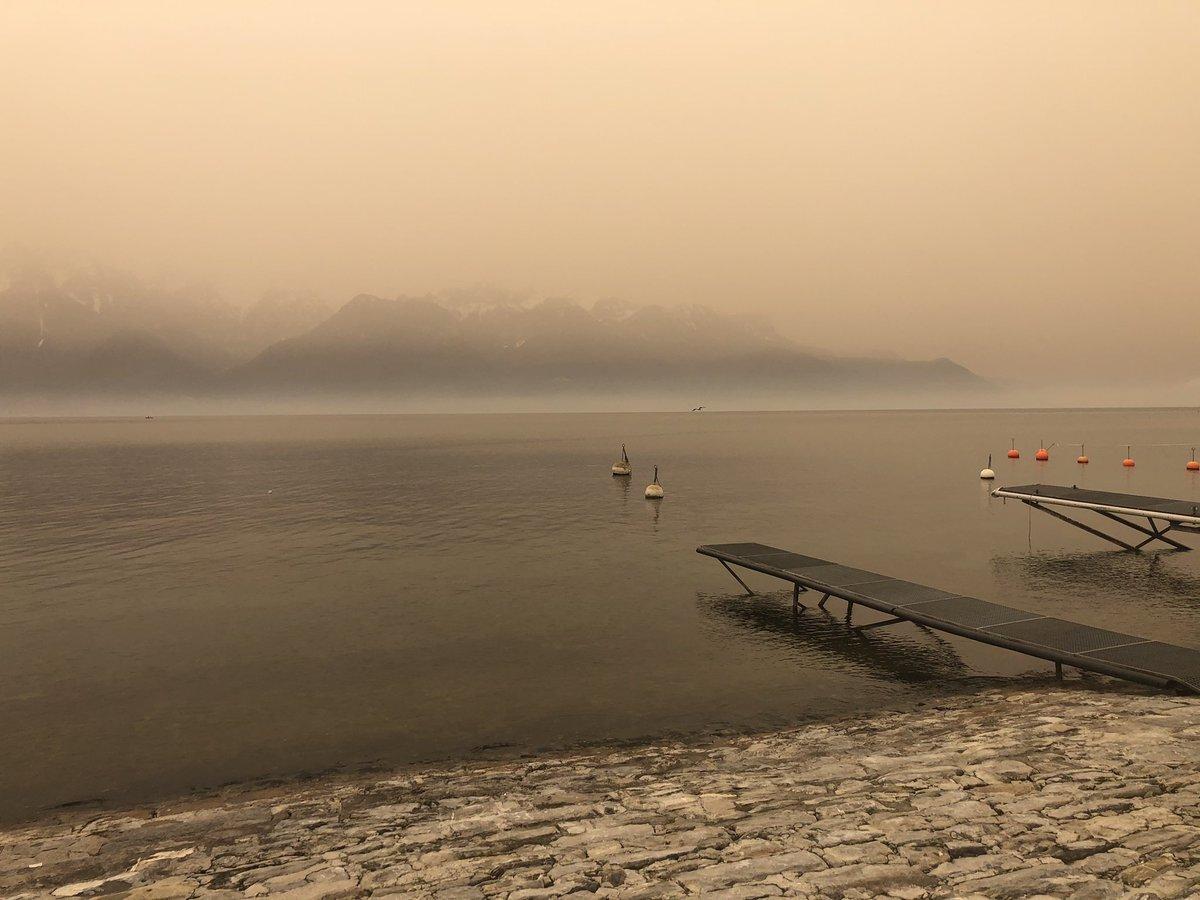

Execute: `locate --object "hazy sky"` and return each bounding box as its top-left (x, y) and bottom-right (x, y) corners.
top-left (2, 1), bottom-right (1198, 382)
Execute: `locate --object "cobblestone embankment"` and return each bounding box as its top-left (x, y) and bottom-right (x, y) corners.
top-left (3, 684), bottom-right (1199, 899)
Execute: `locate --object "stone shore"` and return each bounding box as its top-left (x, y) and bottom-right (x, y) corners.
top-left (3, 684), bottom-right (1199, 899)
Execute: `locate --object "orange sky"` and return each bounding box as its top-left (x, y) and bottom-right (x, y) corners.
top-left (2, 1), bottom-right (1198, 383)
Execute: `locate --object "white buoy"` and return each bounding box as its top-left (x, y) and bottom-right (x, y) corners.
top-left (980, 453), bottom-right (995, 480)
top-left (611, 443), bottom-right (632, 477)
top-left (645, 466), bottom-right (664, 499)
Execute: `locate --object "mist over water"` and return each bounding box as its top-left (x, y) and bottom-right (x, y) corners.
top-left (2, 408), bottom-right (1199, 823)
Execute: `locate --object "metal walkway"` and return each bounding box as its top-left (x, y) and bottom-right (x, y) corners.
top-left (993, 483), bottom-right (1200, 552)
top-left (697, 542), bottom-right (1200, 694)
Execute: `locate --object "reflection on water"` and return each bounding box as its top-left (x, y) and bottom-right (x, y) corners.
top-left (700, 589), bottom-right (967, 684)
top-left (646, 496), bottom-right (662, 525)
top-left (992, 550), bottom-right (1200, 615)
top-left (613, 474), bottom-right (632, 501)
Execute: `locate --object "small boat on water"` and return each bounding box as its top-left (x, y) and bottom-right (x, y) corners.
top-left (611, 444), bottom-right (632, 477)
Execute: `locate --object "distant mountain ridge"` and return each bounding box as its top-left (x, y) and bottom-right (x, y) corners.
top-left (230, 293), bottom-right (982, 397)
top-left (0, 268), bottom-right (985, 402)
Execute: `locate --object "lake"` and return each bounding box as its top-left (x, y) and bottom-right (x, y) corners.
top-left (2, 409), bottom-right (1199, 822)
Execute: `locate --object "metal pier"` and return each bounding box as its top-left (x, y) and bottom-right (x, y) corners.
top-left (993, 484), bottom-right (1200, 552)
top-left (697, 542), bottom-right (1200, 694)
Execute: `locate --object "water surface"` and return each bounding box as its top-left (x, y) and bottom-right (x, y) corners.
top-left (2, 410), bottom-right (1199, 822)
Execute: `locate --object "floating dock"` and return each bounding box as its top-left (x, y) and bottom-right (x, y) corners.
top-left (697, 542), bottom-right (1200, 694)
top-left (993, 483), bottom-right (1200, 552)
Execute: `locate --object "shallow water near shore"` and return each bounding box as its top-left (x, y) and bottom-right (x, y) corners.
top-left (2, 408), bottom-right (1200, 823)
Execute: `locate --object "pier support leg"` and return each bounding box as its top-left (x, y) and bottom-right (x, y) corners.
top-left (845, 600), bottom-right (854, 623)
top-left (1140, 520), bottom-right (1190, 551)
top-left (1055, 662), bottom-right (1064, 681)
top-left (719, 560), bottom-right (755, 596)
top-left (1023, 501), bottom-right (1141, 552)
top-left (792, 583), bottom-right (807, 614)
top-left (818, 592), bottom-right (831, 610)
top-left (1094, 511), bottom-right (1191, 551)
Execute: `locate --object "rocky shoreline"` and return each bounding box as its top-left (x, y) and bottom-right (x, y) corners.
top-left (2, 683), bottom-right (1198, 899)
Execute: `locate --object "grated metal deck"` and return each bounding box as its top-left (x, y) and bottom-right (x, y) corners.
top-left (697, 542), bottom-right (1200, 693)
top-left (995, 484), bottom-right (1200, 523)
top-left (992, 484), bottom-right (1200, 551)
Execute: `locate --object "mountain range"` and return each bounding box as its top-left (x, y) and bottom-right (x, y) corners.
top-left (0, 266), bottom-right (985, 404)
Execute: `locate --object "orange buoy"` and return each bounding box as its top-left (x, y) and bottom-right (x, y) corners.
top-left (1007, 439), bottom-right (1020, 459)
top-left (1188, 448), bottom-right (1199, 471)
top-left (1035, 439), bottom-right (1049, 461)
top-left (1076, 444), bottom-right (1089, 465)
top-left (1122, 445), bottom-right (1135, 467)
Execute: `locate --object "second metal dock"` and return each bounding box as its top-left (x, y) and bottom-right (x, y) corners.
top-left (992, 483), bottom-right (1200, 552)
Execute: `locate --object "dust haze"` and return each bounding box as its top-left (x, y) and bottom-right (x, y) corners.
top-left (2, 1), bottom-right (1198, 410)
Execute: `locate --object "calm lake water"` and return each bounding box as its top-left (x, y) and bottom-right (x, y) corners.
top-left (3, 409), bottom-right (1200, 822)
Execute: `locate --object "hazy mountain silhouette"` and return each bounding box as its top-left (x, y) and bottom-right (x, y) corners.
top-left (0, 266), bottom-right (984, 402)
top-left (230, 293), bottom-right (983, 398)
top-left (0, 264), bottom-right (328, 395)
